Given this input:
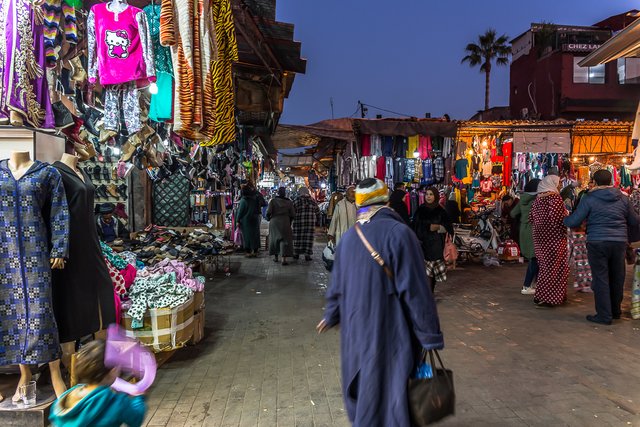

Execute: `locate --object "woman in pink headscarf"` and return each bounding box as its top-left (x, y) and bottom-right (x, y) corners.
top-left (529, 175), bottom-right (569, 307)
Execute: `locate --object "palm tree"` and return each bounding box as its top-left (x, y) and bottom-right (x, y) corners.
top-left (462, 29), bottom-right (511, 111)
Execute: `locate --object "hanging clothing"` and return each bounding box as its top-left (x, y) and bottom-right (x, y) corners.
top-left (455, 158), bottom-right (469, 181)
top-left (395, 136), bottom-right (408, 158)
top-left (0, 160), bottom-right (69, 365)
top-left (293, 195), bottom-right (320, 256)
top-left (433, 156), bottom-right (444, 183)
top-left (87, 3), bottom-right (156, 86)
top-left (418, 135), bottom-right (431, 159)
top-left (370, 135), bottom-right (383, 157)
top-left (360, 134), bottom-right (372, 156)
top-left (51, 162), bottom-right (115, 343)
top-left (267, 196), bottom-right (295, 257)
top-left (384, 157), bottom-right (394, 188)
top-left (382, 136), bottom-right (394, 157)
top-left (43, 0), bottom-right (77, 67)
top-left (0, 0), bottom-right (52, 127)
top-left (144, 4), bottom-right (173, 122)
top-left (375, 156), bottom-right (386, 180)
top-left (407, 135), bottom-right (419, 158)
top-left (103, 83), bottom-right (142, 133)
top-left (568, 230), bottom-right (592, 292)
top-left (530, 193), bottom-right (568, 305)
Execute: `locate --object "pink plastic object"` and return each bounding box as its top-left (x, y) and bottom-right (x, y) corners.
top-left (104, 324), bottom-right (157, 395)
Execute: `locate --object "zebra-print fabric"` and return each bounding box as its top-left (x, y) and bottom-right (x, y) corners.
top-left (202, 0), bottom-right (238, 147)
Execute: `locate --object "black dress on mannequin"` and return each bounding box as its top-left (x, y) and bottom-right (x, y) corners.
top-left (52, 162), bottom-right (116, 342)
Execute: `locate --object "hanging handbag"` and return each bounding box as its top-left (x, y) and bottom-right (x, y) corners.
top-left (407, 350), bottom-right (456, 426)
top-left (354, 223), bottom-right (455, 425)
top-left (443, 234), bottom-right (458, 263)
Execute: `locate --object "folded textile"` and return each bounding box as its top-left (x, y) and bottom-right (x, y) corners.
top-left (135, 259), bottom-right (204, 292)
top-left (101, 241), bottom-right (129, 270)
top-left (127, 272), bottom-right (194, 328)
top-left (119, 264), bottom-right (138, 289)
top-left (119, 251), bottom-right (139, 267)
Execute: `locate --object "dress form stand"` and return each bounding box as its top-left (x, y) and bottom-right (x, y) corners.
top-left (8, 151), bottom-right (68, 402)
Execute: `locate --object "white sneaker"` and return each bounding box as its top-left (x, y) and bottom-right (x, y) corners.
top-left (521, 286), bottom-right (536, 295)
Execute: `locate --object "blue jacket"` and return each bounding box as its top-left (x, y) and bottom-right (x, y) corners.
top-left (49, 385), bottom-right (146, 427)
top-left (324, 208), bottom-right (443, 427)
top-left (564, 187), bottom-right (640, 242)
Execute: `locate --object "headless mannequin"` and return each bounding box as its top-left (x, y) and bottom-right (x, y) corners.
top-left (57, 153), bottom-right (108, 370)
top-left (7, 152), bottom-right (67, 401)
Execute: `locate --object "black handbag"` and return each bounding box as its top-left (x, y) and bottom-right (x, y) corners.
top-left (407, 350), bottom-right (455, 426)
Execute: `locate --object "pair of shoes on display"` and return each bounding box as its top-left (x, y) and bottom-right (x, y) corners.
top-left (52, 101), bottom-right (75, 130)
top-left (114, 203), bottom-right (128, 219)
top-left (521, 286), bottom-right (535, 295)
top-left (586, 314), bottom-right (612, 325)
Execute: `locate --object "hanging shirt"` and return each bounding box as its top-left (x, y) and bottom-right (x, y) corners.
top-left (360, 135), bottom-right (372, 156)
top-left (371, 135), bottom-right (383, 157)
top-left (396, 137), bottom-right (408, 158)
top-left (421, 159), bottom-right (434, 186)
top-left (88, 3), bottom-right (156, 86)
top-left (418, 135), bottom-right (431, 160)
top-left (382, 136), bottom-right (394, 157)
top-left (385, 158), bottom-right (394, 187)
top-left (434, 156), bottom-right (444, 182)
top-left (375, 156), bottom-right (386, 179)
top-left (404, 159), bottom-right (415, 182)
top-left (482, 160), bottom-right (493, 178)
top-left (455, 158), bottom-right (469, 180)
top-left (407, 135), bottom-right (419, 158)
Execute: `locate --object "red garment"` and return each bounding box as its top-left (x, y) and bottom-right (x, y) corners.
top-left (119, 264), bottom-right (137, 289)
top-left (502, 142), bottom-right (513, 186)
top-left (405, 193), bottom-right (411, 217)
top-left (360, 134), bottom-right (371, 156)
top-left (418, 135), bottom-right (431, 160)
top-left (375, 156), bottom-right (386, 179)
top-left (530, 193), bottom-right (568, 305)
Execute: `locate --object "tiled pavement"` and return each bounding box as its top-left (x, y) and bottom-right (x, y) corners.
top-left (143, 240), bottom-right (640, 427)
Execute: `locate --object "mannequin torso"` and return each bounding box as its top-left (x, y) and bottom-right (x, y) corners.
top-left (8, 151), bottom-right (35, 180)
top-left (59, 153), bottom-right (85, 182)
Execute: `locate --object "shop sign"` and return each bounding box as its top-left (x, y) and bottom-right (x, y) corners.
top-left (562, 43), bottom-right (601, 52)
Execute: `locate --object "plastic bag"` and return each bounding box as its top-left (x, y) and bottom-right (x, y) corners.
top-left (414, 362), bottom-right (433, 379)
top-left (443, 234), bottom-right (458, 263)
top-left (233, 227), bottom-right (243, 247)
top-left (322, 241), bottom-right (335, 271)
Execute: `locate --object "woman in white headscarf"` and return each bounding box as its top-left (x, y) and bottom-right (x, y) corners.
top-left (529, 175), bottom-right (569, 307)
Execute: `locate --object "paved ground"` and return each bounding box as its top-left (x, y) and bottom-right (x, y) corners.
top-left (143, 239), bottom-right (640, 427)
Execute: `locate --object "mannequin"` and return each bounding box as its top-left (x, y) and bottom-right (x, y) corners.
top-left (52, 153), bottom-right (116, 372)
top-left (1, 151), bottom-right (68, 401)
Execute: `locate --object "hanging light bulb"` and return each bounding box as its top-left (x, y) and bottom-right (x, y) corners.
top-left (413, 149), bottom-right (420, 158)
top-left (623, 157), bottom-right (628, 164)
top-left (589, 156), bottom-right (596, 162)
top-left (572, 157), bottom-right (578, 162)
top-left (149, 82), bottom-right (159, 95)
top-left (481, 140), bottom-right (488, 148)
top-left (467, 148), bottom-right (474, 156)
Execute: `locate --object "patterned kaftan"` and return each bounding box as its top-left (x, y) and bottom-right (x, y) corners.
top-left (0, 160), bottom-right (69, 365)
top-left (293, 195), bottom-right (319, 256)
top-left (530, 193), bottom-right (569, 305)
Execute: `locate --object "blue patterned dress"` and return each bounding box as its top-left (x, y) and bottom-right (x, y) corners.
top-left (0, 160), bottom-right (69, 365)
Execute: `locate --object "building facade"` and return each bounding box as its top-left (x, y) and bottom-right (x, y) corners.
top-left (510, 11), bottom-right (640, 121)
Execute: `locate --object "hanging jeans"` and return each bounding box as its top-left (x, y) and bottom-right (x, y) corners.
top-left (43, 0), bottom-right (78, 67)
top-left (103, 83), bottom-right (142, 133)
top-left (523, 257), bottom-right (539, 288)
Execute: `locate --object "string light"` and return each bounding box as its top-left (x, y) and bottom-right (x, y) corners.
top-left (572, 157), bottom-right (578, 162)
top-left (413, 149), bottom-right (420, 158)
top-left (623, 157), bottom-right (628, 164)
top-left (467, 149), bottom-right (474, 156)
top-left (481, 140), bottom-right (488, 148)
top-left (149, 82), bottom-right (159, 95)
top-left (589, 156), bottom-right (596, 162)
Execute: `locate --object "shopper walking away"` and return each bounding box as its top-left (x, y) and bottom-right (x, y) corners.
top-left (49, 340), bottom-right (146, 427)
top-left (529, 175), bottom-right (569, 308)
top-left (413, 186), bottom-right (453, 291)
top-left (317, 178), bottom-right (444, 427)
top-left (293, 187), bottom-right (320, 261)
top-left (235, 184), bottom-right (261, 257)
top-left (267, 187), bottom-right (295, 265)
top-left (328, 185), bottom-right (356, 246)
top-left (510, 179), bottom-right (541, 295)
top-left (389, 182), bottom-right (410, 224)
top-left (564, 170), bottom-right (640, 324)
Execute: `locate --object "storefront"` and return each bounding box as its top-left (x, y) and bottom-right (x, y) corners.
top-left (0, 0), bottom-right (305, 408)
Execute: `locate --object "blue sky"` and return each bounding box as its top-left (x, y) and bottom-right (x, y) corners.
top-left (276, 0), bottom-right (639, 124)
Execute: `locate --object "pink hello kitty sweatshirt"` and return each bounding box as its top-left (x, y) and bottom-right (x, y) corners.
top-left (88, 3), bottom-right (156, 86)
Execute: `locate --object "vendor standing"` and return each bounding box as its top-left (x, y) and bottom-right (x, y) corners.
top-left (96, 203), bottom-right (129, 243)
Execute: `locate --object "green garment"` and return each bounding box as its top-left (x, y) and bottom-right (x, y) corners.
top-left (144, 4), bottom-right (174, 122)
top-left (100, 241), bottom-right (128, 270)
top-left (510, 193), bottom-right (537, 259)
top-left (235, 195), bottom-right (261, 252)
top-left (63, 0), bottom-right (82, 8)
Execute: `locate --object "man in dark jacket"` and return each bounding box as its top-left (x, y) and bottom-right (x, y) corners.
top-left (564, 170), bottom-right (640, 325)
top-left (388, 182), bottom-right (410, 224)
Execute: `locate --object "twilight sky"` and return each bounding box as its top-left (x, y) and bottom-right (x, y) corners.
top-left (276, 0), bottom-right (639, 125)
